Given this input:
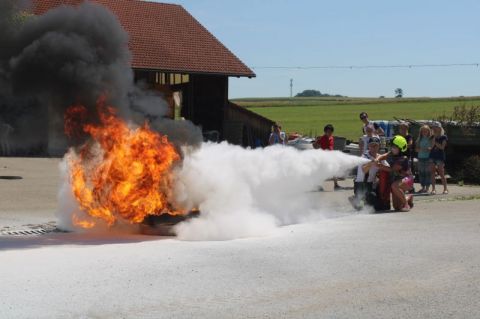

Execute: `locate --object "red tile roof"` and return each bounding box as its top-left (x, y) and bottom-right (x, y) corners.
top-left (32, 0), bottom-right (255, 77)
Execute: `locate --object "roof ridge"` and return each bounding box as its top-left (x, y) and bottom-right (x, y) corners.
top-left (32, 0), bottom-right (256, 77)
top-left (176, 6), bottom-right (254, 76)
top-left (124, 0), bottom-right (182, 7)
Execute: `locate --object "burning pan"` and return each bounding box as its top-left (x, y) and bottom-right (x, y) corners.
top-left (139, 210), bottom-right (200, 236)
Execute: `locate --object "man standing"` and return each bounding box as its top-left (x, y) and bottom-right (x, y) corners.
top-left (360, 112), bottom-right (385, 136)
top-left (359, 112), bottom-right (371, 134)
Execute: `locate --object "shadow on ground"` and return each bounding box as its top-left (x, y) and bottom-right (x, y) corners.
top-left (0, 232), bottom-right (169, 251)
top-left (0, 175), bottom-right (23, 180)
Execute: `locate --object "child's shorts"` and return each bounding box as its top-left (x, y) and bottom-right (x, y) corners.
top-left (402, 175), bottom-right (414, 189)
top-left (430, 158), bottom-right (445, 166)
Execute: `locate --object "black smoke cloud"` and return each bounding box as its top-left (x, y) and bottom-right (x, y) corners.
top-left (0, 0), bottom-right (47, 154)
top-left (0, 0), bottom-right (202, 153)
top-left (9, 1), bottom-right (132, 114)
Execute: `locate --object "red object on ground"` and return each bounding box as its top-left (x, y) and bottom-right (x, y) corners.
top-left (376, 170), bottom-right (391, 211)
top-left (288, 133), bottom-right (301, 140)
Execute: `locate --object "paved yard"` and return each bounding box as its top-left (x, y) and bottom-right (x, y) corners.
top-left (1, 157), bottom-right (480, 318)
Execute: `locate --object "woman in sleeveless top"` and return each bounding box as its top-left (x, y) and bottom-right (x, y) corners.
top-left (429, 124), bottom-right (448, 195)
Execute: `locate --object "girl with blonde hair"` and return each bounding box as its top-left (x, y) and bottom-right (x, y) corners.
top-left (415, 125), bottom-right (433, 193)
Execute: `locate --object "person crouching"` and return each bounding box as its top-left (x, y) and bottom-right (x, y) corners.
top-left (349, 137), bottom-right (386, 210)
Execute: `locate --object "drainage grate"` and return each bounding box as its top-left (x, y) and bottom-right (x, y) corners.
top-left (0, 222), bottom-right (65, 236)
top-left (1, 229), bottom-right (49, 236)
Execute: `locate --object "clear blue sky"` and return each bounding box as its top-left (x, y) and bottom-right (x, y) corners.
top-left (156, 0), bottom-right (479, 98)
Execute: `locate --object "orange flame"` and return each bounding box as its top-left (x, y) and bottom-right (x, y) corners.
top-left (71, 214), bottom-right (95, 229)
top-left (66, 97), bottom-right (180, 228)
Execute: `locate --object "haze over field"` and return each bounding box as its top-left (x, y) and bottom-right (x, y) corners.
top-left (165, 0), bottom-right (480, 98)
top-left (235, 96), bottom-right (480, 140)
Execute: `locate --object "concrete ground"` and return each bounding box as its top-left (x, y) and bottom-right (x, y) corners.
top-left (1, 156), bottom-right (479, 230)
top-left (1, 157), bottom-right (480, 318)
top-left (0, 157), bottom-right (60, 230)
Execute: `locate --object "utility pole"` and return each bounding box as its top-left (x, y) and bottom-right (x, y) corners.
top-left (290, 79), bottom-right (293, 98)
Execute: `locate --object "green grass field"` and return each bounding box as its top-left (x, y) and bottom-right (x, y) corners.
top-left (233, 97), bottom-right (480, 141)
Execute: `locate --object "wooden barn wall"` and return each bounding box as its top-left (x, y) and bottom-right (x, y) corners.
top-left (189, 74), bottom-right (228, 135)
top-left (224, 102), bottom-right (275, 148)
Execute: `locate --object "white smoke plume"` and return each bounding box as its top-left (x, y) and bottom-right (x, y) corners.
top-left (57, 142), bottom-right (367, 239)
top-left (56, 156), bottom-right (80, 231)
top-left (172, 142), bottom-right (368, 241)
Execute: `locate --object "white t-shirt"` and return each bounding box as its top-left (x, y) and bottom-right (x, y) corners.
top-left (355, 151), bottom-right (388, 183)
top-left (280, 131), bottom-right (286, 144)
top-left (360, 135), bottom-right (370, 153)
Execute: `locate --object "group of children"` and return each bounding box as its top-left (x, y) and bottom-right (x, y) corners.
top-left (351, 134), bottom-right (414, 212)
top-left (416, 124), bottom-right (449, 195)
top-left (351, 112), bottom-right (449, 212)
top-left (309, 119), bottom-right (417, 212)
top-left (271, 112), bottom-right (449, 212)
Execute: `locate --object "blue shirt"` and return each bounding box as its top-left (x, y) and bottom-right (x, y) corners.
top-left (417, 136), bottom-right (432, 159)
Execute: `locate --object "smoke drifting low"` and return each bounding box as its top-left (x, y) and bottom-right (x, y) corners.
top-left (172, 143), bottom-right (367, 240)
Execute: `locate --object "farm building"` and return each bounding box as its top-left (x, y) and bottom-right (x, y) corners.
top-left (8, 0), bottom-right (273, 155)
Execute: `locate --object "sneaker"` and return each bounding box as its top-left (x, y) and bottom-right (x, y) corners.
top-left (417, 188), bottom-right (426, 194)
top-left (348, 196), bottom-right (364, 210)
top-left (400, 204), bottom-right (411, 212)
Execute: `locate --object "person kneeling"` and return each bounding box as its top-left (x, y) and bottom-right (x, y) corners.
top-left (390, 158), bottom-right (414, 211)
top-left (377, 135), bottom-right (414, 212)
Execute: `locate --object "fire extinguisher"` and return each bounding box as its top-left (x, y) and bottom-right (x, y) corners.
top-left (375, 170), bottom-right (391, 211)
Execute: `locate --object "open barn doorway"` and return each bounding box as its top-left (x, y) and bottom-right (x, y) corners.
top-left (134, 71), bottom-right (191, 121)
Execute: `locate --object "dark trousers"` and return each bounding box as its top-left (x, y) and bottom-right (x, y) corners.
top-left (354, 181), bottom-right (375, 205)
top-left (354, 180), bottom-right (391, 211)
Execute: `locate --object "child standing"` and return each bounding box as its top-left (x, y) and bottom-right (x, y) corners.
top-left (399, 122), bottom-right (414, 171)
top-left (359, 124), bottom-right (377, 154)
top-left (314, 124), bottom-right (340, 189)
top-left (269, 123), bottom-right (286, 145)
top-left (415, 125), bottom-right (433, 193)
top-left (430, 123), bottom-right (449, 194)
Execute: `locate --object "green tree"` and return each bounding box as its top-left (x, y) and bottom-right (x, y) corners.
top-left (395, 88), bottom-right (403, 98)
top-left (295, 89), bottom-right (323, 97)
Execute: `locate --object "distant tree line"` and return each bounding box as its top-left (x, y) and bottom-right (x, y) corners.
top-left (295, 89), bottom-right (344, 98)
